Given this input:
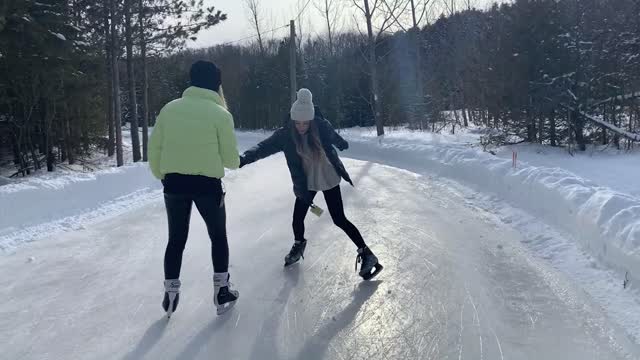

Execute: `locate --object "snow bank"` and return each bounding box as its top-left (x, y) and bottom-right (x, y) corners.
top-left (3, 126), bottom-right (637, 283)
top-left (0, 130), bottom-right (274, 252)
top-left (341, 128), bottom-right (640, 282)
top-left (0, 163), bottom-right (161, 250)
top-left (494, 143), bottom-right (640, 197)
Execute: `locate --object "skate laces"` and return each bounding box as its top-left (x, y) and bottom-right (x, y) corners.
top-left (355, 253), bottom-right (362, 272)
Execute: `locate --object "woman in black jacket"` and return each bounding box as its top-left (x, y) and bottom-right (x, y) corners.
top-left (240, 88), bottom-right (383, 280)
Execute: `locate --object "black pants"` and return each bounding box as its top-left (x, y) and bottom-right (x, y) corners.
top-left (293, 185), bottom-right (367, 249)
top-left (163, 175), bottom-right (228, 279)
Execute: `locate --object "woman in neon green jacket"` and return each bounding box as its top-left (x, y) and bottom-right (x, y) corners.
top-left (148, 61), bottom-right (239, 317)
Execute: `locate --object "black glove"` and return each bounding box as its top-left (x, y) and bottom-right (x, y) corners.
top-left (337, 141), bottom-right (349, 151)
top-left (239, 155), bottom-right (247, 168)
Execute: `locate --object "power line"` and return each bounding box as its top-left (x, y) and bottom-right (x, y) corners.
top-left (220, 23), bottom-right (291, 46)
top-left (220, 0), bottom-right (311, 47)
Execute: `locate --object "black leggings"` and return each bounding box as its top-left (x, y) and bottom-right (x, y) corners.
top-left (164, 190), bottom-right (228, 279)
top-left (293, 185), bottom-right (367, 249)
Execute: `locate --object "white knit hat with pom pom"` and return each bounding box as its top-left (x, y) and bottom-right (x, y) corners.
top-left (290, 88), bottom-right (315, 122)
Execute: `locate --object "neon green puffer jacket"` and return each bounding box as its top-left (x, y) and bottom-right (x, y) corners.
top-left (148, 86), bottom-right (240, 180)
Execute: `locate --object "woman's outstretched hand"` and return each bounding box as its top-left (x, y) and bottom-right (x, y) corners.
top-left (336, 141), bottom-right (349, 151)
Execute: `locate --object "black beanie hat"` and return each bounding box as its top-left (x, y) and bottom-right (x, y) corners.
top-left (190, 60), bottom-right (222, 92)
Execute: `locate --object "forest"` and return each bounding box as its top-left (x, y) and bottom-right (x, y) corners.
top-left (1, 0), bottom-right (638, 176)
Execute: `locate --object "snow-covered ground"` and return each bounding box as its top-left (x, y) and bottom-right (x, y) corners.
top-left (494, 143), bottom-right (640, 197)
top-left (2, 127), bottom-right (640, 359)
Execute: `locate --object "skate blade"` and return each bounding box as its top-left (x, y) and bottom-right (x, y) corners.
top-left (216, 300), bottom-right (237, 315)
top-left (361, 264), bottom-right (383, 281)
top-left (165, 293), bottom-right (177, 319)
top-left (284, 257), bottom-right (302, 267)
top-left (166, 303), bottom-right (175, 319)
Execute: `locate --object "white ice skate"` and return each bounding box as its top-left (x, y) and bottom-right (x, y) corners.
top-left (213, 272), bottom-right (239, 315)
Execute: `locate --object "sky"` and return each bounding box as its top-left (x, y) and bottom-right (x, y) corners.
top-left (189, 0), bottom-right (505, 48)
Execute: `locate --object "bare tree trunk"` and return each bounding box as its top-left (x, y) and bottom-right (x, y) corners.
top-left (67, 116), bottom-right (76, 164)
top-left (549, 110), bottom-right (557, 147)
top-left (572, 110), bottom-right (586, 151)
top-left (415, 52), bottom-right (424, 128)
top-left (290, 20), bottom-right (297, 104)
top-left (315, 0), bottom-right (338, 54)
top-left (526, 110), bottom-right (535, 142)
top-left (324, 0), bottom-right (334, 54)
top-left (245, 0), bottom-right (265, 56)
top-left (317, 0), bottom-right (343, 126)
top-left (125, 0), bottom-right (140, 162)
top-left (39, 96), bottom-right (54, 172)
top-left (363, 0), bottom-right (384, 136)
top-left (29, 130), bottom-right (39, 172)
top-left (62, 101), bottom-right (75, 164)
top-left (613, 106), bottom-right (620, 149)
top-left (59, 100), bottom-right (67, 164)
top-left (11, 134), bottom-right (20, 166)
top-left (537, 114), bottom-right (544, 144)
top-left (111, 0), bottom-right (124, 166)
top-left (629, 107), bottom-right (636, 150)
top-left (104, 5), bottom-right (115, 157)
top-left (139, 0), bottom-right (149, 161)
top-left (453, 109), bottom-right (460, 131)
top-left (462, 100), bottom-right (469, 127)
top-left (410, 0), bottom-right (425, 129)
top-left (29, 136), bottom-right (37, 173)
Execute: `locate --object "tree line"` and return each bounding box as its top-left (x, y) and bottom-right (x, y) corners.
top-left (2, 0), bottom-right (639, 177)
top-left (157, 0), bottom-right (639, 152)
top-left (0, 0), bottom-right (224, 176)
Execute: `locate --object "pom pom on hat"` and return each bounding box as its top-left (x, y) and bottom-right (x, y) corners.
top-left (290, 88), bottom-right (315, 122)
top-left (297, 88), bottom-right (312, 103)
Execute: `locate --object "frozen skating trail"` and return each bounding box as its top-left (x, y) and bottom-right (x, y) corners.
top-left (1, 155), bottom-right (637, 359)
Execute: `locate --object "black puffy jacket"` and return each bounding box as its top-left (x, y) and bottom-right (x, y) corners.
top-left (240, 107), bottom-right (353, 204)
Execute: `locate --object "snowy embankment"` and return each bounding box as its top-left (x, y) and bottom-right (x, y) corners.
top-left (0, 131), bottom-right (270, 252)
top-left (0, 126), bottom-right (158, 251)
top-left (0, 163), bottom-right (161, 251)
top-left (2, 127), bottom-right (639, 285)
top-left (340, 128), bottom-right (640, 284)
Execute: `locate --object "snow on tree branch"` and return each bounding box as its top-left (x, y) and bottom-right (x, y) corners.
top-left (48, 31), bottom-right (66, 41)
top-left (581, 111), bottom-right (640, 142)
top-left (560, 103), bottom-right (640, 142)
top-left (589, 91), bottom-right (640, 108)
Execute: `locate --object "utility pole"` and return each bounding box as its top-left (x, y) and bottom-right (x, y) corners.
top-left (290, 20), bottom-right (297, 104)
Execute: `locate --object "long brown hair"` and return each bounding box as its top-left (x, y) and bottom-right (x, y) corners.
top-left (217, 86), bottom-right (227, 109)
top-left (291, 120), bottom-right (326, 163)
